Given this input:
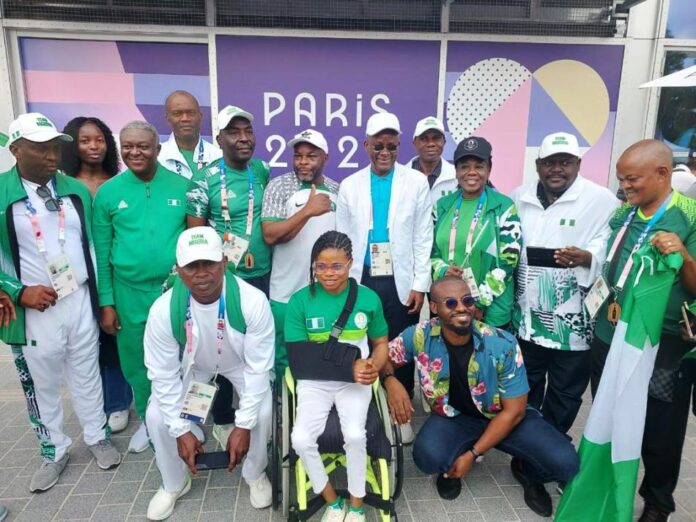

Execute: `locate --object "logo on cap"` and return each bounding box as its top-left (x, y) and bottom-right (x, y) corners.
top-left (35, 117), bottom-right (52, 128)
top-left (552, 136), bottom-right (569, 145)
top-left (188, 233), bottom-right (209, 246)
top-left (11, 131), bottom-right (20, 140)
top-left (464, 139), bottom-right (479, 151)
top-left (301, 131), bottom-right (312, 138)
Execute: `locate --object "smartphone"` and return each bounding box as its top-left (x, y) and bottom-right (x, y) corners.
top-left (195, 451), bottom-right (230, 470)
top-left (526, 247), bottom-right (560, 268)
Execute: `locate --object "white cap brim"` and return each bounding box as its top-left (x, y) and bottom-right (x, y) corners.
top-left (177, 250), bottom-right (223, 268)
top-left (287, 137), bottom-right (328, 154)
top-left (10, 130), bottom-right (72, 146)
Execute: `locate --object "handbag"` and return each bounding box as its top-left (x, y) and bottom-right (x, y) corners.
top-left (287, 278), bottom-right (362, 382)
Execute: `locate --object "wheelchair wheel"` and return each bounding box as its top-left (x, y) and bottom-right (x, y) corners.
top-left (375, 385), bottom-right (403, 501)
top-left (281, 375), bottom-right (291, 516)
top-left (271, 380), bottom-right (281, 511)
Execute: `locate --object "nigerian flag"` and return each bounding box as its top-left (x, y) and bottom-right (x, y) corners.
top-left (555, 246), bottom-right (682, 522)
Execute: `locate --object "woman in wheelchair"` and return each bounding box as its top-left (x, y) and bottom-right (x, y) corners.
top-left (284, 231), bottom-right (389, 522)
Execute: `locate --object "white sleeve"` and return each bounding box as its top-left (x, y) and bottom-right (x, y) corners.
top-left (336, 181), bottom-right (350, 235)
top-left (574, 194), bottom-right (621, 288)
top-left (235, 287), bottom-right (275, 430)
top-left (411, 177), bottom-right (434, 293)
top-left (144, 294), bottom-right (192, 439)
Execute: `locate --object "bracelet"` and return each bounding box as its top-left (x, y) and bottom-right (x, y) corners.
top-left (381, 373), bottom-right (396, 384)
top-left (470, 446), bottom-right (483, 459)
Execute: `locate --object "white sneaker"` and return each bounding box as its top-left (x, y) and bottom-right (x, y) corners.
top-left (212, 423), bottom-right (235, 449)
top-left (128, 422), bottom-right (149, 453)
top-left (146, 476), bottom-right (191, 521)
top-left (247, 472), bottom-right (272, 509)
top-left (108, 409), bottom-right (129, 433)
top-left (345, 509), bottom-right (367, 522)
top-left (190, 423), bottom-right (206, 443)
top-left (400, 421), bottom-right (415, 445)
top-left (320, 501), bottom-right (347, 522)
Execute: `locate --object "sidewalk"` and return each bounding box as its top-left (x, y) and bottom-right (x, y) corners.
top-left (1, 345), bottom-right (696, 521)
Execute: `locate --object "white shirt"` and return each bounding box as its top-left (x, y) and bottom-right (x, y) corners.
top-left (144, 276), bottom-right (274, 438)
top-left (261, 172), bottom-right (340, 304)
top-left (13, 178), bottom-right (88, 288)
top-left (672, 165), bottom-right (696, 197)
top-left (409, 155), bottom-right (458, 205)
top-left (158, 133), bottom-right (222, 180)
top-left (512, 176), bottom-right (620, 351)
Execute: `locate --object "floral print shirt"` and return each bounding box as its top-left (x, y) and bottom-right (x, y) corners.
top-left (388, 319), bottom-right (529, 419)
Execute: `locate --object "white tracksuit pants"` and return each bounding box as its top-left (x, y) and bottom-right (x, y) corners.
top-left (13, 284), bottom-right (108, 461)
top-left (291, 380), bottom-right (372, 498)
top-left (146, 375), bottom-right (272, 493)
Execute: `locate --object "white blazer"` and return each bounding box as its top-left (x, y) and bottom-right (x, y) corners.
top-left (409, 155), bottom-right (458, 205)
top-left (337, 162), bottom-right (433, 304)
top-left (158, 133), bottom-right (223, 180)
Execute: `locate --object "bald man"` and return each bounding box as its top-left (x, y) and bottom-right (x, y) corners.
top-left (591, 140), bottom-right (696, 522)
top-left (159, 90), bottom-right (222, 180)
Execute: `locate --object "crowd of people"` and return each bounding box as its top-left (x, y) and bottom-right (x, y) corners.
top-left (0, 88), bottom-right (694, 522)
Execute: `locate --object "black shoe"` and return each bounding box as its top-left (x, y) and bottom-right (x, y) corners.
top-left (510, 457), bottom-right (552, 517)
top-left (638, 503), bottom-right (670, 522)
top-left (436, 473), bottom-right (462, 500)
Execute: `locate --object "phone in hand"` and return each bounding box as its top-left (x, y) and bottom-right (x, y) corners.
top-left (526, 247), bottom-right (560, 268)
top-left (195, 451), bottom-right (230, 470)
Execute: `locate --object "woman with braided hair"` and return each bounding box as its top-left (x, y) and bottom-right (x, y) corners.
top-left (285, 230), bottom-right (389, 522)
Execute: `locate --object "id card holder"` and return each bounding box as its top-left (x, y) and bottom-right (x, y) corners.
top-left (369, 242), bottom-right (393, 277)
top-left (45, 255), bottom-right (78, 300)
top-left (584, 276), bottom-right (610, 320)
top-left (180, 381), bottom-right (218, 424)
top-left (223, 234), bottom-right (250, 267)
top-left (460, 267), bottom-right (480, 299)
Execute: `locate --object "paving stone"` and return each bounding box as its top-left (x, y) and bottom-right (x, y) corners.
top-left (201, 487), bottom-right (237, 512)
top-left (73, 472), bottom-right (115, 494)
top-left (113, 461), bottom-right (151, 482)
top-left (475, 497), bottom-right (518, 522)
top-left (99, 481), bottom-right (141, 505)
top-left (408, 499), bottom-right (449, 522)
top-left (90, 504), bottom-right (132, 521)
top-left (54, 493), bottom-right (101, 519)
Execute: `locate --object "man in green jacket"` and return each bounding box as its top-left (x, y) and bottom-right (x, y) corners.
top-left (0, 113), bottom-right (120, 493)
top-left (94, 121), bottom-right (190, 453)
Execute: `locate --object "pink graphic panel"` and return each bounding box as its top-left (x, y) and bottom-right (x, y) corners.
top-left (24, 71), bottom-right (136, 104)
top-left (474, 78), bottom-right (532, 194)
top-left (579, 112), bottom-right (616, 187)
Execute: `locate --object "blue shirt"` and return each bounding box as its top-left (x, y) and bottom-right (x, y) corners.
top-left (388, 318), bottom-right (529, 419)
top-left (364, 168), bottom-right (394, 266)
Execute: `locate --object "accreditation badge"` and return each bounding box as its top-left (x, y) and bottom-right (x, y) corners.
top-left (460, 267), bottom-right (480, 299)
top-left (45, 255), bottom-right (78, 300)
top-left (223, 234), bottom-right (250, 267)
top-left (180, 381), bottom-right (218, 424)
top-left (584, 276), bottom-right (610, 320)
top-left (369, 242), bottom-right (393, 277)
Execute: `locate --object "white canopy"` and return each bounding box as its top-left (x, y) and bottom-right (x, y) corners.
top-left (640, 65), bottom-right (696, 88)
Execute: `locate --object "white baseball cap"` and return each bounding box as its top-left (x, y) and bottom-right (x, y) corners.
top-left (413, 116), bottom-right (445, 139)
top-left (8, 113), bottom-right (72, 145)
top-left (217, 105), bottom-right (254, 131)
top-left (287, 129), bottom-right (329, 154)
top-left (176, 227), bottom-right (223, 267)
top-left (365, 112), bottom-right (401, 137)
top-left (538, 132), bottom-right (580, 159)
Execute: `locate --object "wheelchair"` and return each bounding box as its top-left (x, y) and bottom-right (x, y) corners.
top-left (270, 368), bottom-right (404, 521)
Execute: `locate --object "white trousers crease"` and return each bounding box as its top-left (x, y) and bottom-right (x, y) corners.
top-left (291, 381), bottom-right (372, 498)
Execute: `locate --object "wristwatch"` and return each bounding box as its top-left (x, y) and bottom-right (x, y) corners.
top-left (381, 373), bottom-right (396, 384)
top-left (469, 446), bottom-right (484, 462)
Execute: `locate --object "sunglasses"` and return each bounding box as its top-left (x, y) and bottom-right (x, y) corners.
top-left (36, 185), bottom-right (62, 212)
top-left (439, 295), bottom-right (477, 310)
top-left (372, 144), bottom-right (398, 152)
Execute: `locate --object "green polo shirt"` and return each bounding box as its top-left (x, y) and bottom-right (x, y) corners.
top-left (186, 157), bottom-right (271, 279)
top-left (285, 283), bottom-right (388, 359)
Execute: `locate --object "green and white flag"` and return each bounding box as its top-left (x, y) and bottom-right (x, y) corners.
top-left (555, 246), bottom-right (682, 522)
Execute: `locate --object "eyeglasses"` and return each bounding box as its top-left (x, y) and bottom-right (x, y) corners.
top-left (538, 158), bottom-right (577, 169)
top-left (313, 262), bottom-right (348, 274)
top-left (36, 184), bottom-right (62, 212)
top-left (439, 295), bottom-right (477, 310)
top-left (372, 144), bottom-right (398, 152)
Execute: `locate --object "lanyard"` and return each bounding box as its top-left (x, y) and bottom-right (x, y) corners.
top-left (185, 291), bottom-right (226, 377)
top-left (448, 191), bottom-right (486, 263)
top-left (24, 179), bottom-right (65, 256)
top-left (219, 159), bottom-right (255, 240)
top-left (175, 140), bottom-right (205, 176)
top-left (606, 193), bottom-right (672, 291)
